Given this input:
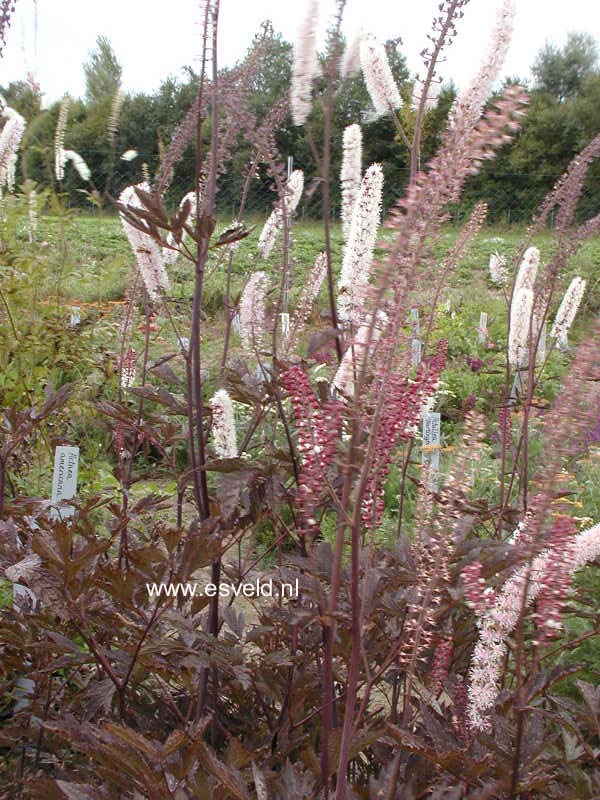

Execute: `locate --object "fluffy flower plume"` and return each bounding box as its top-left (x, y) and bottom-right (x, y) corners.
top-left (0, 106), bottom-right (25, 191)
top-left (340, 124), bottom-right (363, 241)
top-left (508, 286), bottom-right (533, 367)
top-left (60, 149), bottom-right (91, 182)
top-left (258, 169), bottom-right (304, 258)
top-left (360, 34), bottom-right (402, 116)
top-left (290, 0), bottom-right (320, 125)
top-left (337, 163), bottom-right (383, 323)
top-left (450, 0), bottom-right (515, 129)
top-left (488, 251), bottom-right (508, 285)
top-left (514, 246), bottom-right (539, 293)
top-left (119, 183), bottom-right (169, 300)
top-left (341, 32), bottom-right (362, 79)
top-left (163, 190), bottom-right (199, 264)
top-left (468, 518), bottom-right (600, 731)
top-left (210, 389), bottom-right (238, 459)
top-left (282, 366), bottom-right (340, 538)
top-left (239, 271), bottom-right (269, 353)
top-left (286, 251), bottom-right (327, 354)
top-left (550, 276), bottom-right (586, 344)
top-left (54, 96), bottom-right (70, 181)
top-left (120, 149), bottom-right (138, 161)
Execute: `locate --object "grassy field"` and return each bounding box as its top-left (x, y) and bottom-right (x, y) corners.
top-left (3, 208), bottom-right (600, 538)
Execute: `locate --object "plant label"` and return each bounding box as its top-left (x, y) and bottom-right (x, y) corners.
top-left (69, 306), bottom-right (81, 327)
top-left (510, 371), bottom-right (523, 404)
top-left (50, 446), bottom-right (79, 520)
top-left (280, 312), bottom-right (290, 337)
top-left (410, 308), bottom-right (420, 336)
top-left (411, 338), bottom-right (422, 367)
top-left (422, 412), bottom-right (441, 489)
top-left (478, 312), bottom-right (488, 344)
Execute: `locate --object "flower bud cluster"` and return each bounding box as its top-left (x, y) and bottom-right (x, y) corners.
top-left (361, 339), bottom-right (447, 530)
top-left (282, 366), bottom-right (340, 536)
top-left (534, 515), bottom-right (576, 642)
top-left (461, 561), bottom-right (494, 613)
top-left (429, 636), bottom-right (453, 694)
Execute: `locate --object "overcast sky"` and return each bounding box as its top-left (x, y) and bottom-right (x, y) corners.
top-left (1, 0), bottom-right (599, 105)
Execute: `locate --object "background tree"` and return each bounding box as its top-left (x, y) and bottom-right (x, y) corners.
top-left (1, 77), bottom-right (42, 120)
top-left (532, 32), bottom-right (598, 101)
top-left (83, 35), bottom-right (122, 105)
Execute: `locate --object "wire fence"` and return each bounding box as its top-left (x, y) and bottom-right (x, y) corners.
top-left (46, 161), bottom-right (600, 230)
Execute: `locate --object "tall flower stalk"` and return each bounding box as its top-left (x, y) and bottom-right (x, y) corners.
top-left (468, 519), bottom-right (600, 731)
top-left (118, 183), bottom-right (169, 300)
top-left (337, 163), bottom-right (383, 325)
top-left (257, 169), bottom-right (304, 258)
top-left (209, 389), bottom-right (238, 458)
top-left (360, 34), bottom-right (402, 116)
top-left (550, 275), bottom-right (586, 345)
top-left (340, 123), bottom-right (362, 242)
top-left (290, 0), bottom-right (320, 125)
top-left (0, 107), bottom-right (25, 192)
top-left (54, 97), bottom-right (70, 182)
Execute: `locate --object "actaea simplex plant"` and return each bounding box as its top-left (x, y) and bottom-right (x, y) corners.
top-left (4, 0), bottom-right (600, 797)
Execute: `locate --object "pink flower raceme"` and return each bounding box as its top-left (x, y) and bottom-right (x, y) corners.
top-left (452, 678), bottom-right (470, 744)
top-left (361, 339), bottom-right (447, 531)
top-left (258, 170), bottom-right (304, 258)
top-left (54, 96), bottom-right (70, 181)
top-left (550, 276), bottom-right (586, 345)
top-left (462, 561), bottom-right (494, 613)
top-left (340, 124), bottom-right (363, 242)
top-left (337, 163), bottom-right (384, 324)
top-left (468, 517), bottom-right (600, 731)
top-left (508, 286), bottom-right (533, 367)
top-left (450, 0), bottom-right (515, 129)
top-left (239, 271), bottom-right (269, 354)
top-left (534, 515), bottom-right (576, 642)
top-left (489, 251), bottom-right (508, 285)
top-left (120, 348), bottom-right (136, 389)
top-left (514, 245), bottom-right (539, 293)
top-left (210, 389), bottom-right (238, 459)
top-left (430, 636), bottom-right (453, 694)
top-left (341, 32), bottom-right (361, 79)
top-left (282, 366), bottom-right (341, 539)
top-left (360, 34), bottom-right (402, 117)
top-left (0, 106), bottom-right (25, 191)
top-left (285, 252), bottom-right (327, 356)
top-left (290, 0), bottom-right (320, 125)
top-left (119, 183), bottom-right (169, 300)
